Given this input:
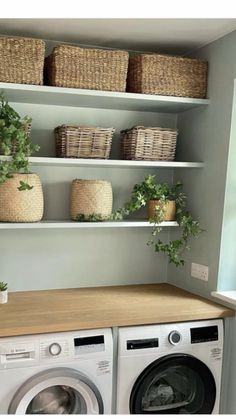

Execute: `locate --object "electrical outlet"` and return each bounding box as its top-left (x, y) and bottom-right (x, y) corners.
top-left (191, 263), bottom-right (209, 281)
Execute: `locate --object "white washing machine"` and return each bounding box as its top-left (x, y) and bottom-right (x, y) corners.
top-left (116, 319), bottom-right (223, 414)
top-left (0, 328), bottom-right (113, 414)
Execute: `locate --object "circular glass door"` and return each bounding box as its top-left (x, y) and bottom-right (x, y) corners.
top-left (25, 384), bottom-right (86, 414)
top-left (8, 368), bottom-right (103, 415)
top-left (130, 354), bottom-right (216, 414)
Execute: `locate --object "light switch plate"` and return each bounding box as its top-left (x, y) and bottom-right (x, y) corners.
top-left (191, 263), bottom-right (209, 281)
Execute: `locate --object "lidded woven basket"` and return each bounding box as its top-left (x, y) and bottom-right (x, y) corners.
top-left (0, 37), bottom-right (45, 85)
top-left (127, 53), bottom-right (208, 98)
top-left (55, 125), bottom-right (115, 159)
top-left (71, 179), bottom-right (113, 221)
top-left (0, 173), bottom-right (44, 222)
top-left (45, 45), bottom-right (129, 92)
top-left (121, 126), bottom-right (178, 161)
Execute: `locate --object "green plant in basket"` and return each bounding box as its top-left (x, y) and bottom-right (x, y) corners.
top-left (111, 174), bottom-right (204, 267)
top-left (0, 93), bottom-right (40, 189)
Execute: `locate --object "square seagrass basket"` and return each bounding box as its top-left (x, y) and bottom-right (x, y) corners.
top-left (127, 53), bottom-right (208, 98)
top-left (121, 126), bottom-right (178, 161)
top-left (55, 125), bottom-right (115, 159)
top-left (45, 45), bottom-right (129, 92)
top-left (0, 37), bottom-right (45, 85)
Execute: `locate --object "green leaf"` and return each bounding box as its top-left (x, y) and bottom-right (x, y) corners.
top-left (110, 174), bottom-right (204, 266)
top-left (0, 92), bottom-right (40, 191)
top-left (17, 181), bottom-right (33, 191)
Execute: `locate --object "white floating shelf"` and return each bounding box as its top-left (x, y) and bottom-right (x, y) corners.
top-left (0, 220), bottom-right (179, 229)
top-left (0, 156), bottom-right (204, 169)
top-left (0, 82), bottom-right (210, 113)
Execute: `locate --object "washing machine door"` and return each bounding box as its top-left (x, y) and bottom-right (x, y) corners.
top-left (130, 354), bottom-right (216, 414)
top-left (8, 368), bottom-right (103, 414)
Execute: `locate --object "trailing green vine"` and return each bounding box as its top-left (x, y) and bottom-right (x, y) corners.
top-left (75, 213), bottom-right (110, 222)
top-left (0, 93), bottom-right (39, 189)
top-left (111, 175), bottom-right (204, 267)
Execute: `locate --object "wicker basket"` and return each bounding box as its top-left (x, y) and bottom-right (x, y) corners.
top-left (121, 126), bottom-right (178, 161)
top-left (55, 125), bottom-right (115, 159)
top-left (0, 37), bottom-right (45, 85)
top-left (45, 45), bottom-right (129, 92)
top-left (71, 179), bottom-right (113, 221)
top-left (127, 54), bottom-right (208, 98)
top-left (0, 173), bottom-right (44, 222)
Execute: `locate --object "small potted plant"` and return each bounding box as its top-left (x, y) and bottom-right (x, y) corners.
top-left (112, 175), bottom-right (203, 266)
top-left (0, 282), bottom-right (8, 304)
top-left (0, 93), bottom-right (44, 222)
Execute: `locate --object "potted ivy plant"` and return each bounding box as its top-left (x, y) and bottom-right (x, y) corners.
top-left (0, 282), bottom-right (8, 304)
top-left (0, 93), bottom-right (44, 222)
top-left (112, 175), bottom-right (203, 267)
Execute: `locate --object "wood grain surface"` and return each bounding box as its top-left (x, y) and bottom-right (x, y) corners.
top-left (0, 283), bottom-right (234, 337)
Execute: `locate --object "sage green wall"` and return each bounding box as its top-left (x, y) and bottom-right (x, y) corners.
top-left (217, 83), bottom-right (236, 291)
top-left (168, 30), bottom-right (236, 414)
top-left (1, 103), bottom-right (177, 291)
top-left (169, 29), bottom-right (236, 296)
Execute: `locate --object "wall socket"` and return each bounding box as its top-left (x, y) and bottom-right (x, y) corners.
top-left (191, 263), bottom-right (209, 281)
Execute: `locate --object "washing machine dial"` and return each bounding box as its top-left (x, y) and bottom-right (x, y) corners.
top-left (49, 342), bottom-right (62, 356)
top-left (168, 330), bottom-right (181, 345)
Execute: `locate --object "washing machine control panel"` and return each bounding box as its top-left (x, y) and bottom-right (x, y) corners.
top-left (168, 330), bottom-right (182, 345)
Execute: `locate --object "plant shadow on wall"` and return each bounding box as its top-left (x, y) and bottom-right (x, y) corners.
top-left (0, 93), bottom-right (44, 223)
top-left (111, 175), bottom-right (204, 267)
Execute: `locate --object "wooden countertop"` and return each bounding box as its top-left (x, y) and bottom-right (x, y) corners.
top-left (0, 283), bottom-right (234, 337)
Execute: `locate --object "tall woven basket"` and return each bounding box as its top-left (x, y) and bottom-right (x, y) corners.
top-left (0, 37), bottom-right (45, 85)
top-left (127, 53), bottom-right (208, 98)
top-left (71, 179), bottom-right (113, 221)
top-left (121, 126), bottom-right (178, 161)
top-left (45, 45), bottom-right (129, 92)
top-left (0, 174), bottom-right (44, 222)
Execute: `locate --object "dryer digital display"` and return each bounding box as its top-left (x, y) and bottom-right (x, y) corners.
top-left (190, 325), bottom-right (218, 344)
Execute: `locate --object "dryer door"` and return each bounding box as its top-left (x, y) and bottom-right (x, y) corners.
top-left (8, 368), bottom-right (103, 414)
top-left (130, 354), bottom-right (216, 414)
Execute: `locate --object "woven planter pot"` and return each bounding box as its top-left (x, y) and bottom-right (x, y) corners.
top-left (71, 179), bottom-right (113, 221)
top-left (148, 200), bottom-right (176, 221)
top-left (0, 37), bottom-right (45, 85)
top-left (0, 174), bottom-right (44, 222)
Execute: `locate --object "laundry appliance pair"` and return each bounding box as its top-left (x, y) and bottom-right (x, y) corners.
top-left (0, 319), bottom-right (223, 414)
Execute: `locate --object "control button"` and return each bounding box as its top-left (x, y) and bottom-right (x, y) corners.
top-left (49, 343), bottom-right (62, 356)
top-left (168, 331), bottom-right (181, 345)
